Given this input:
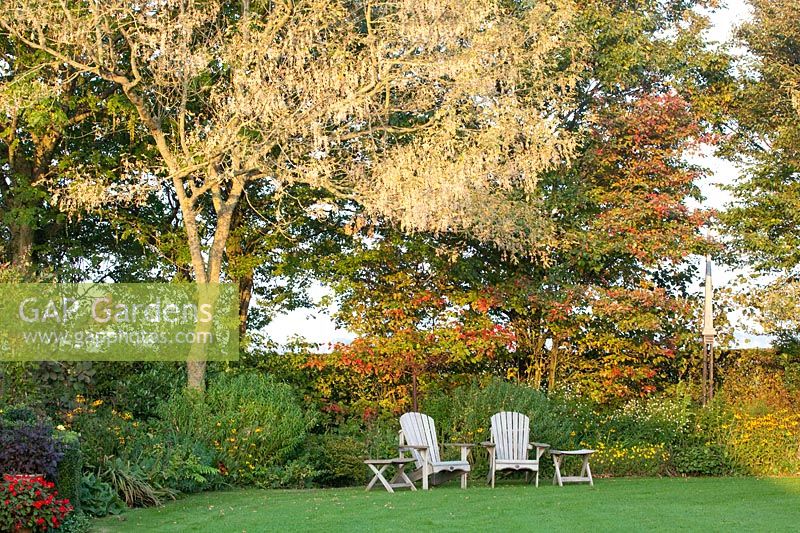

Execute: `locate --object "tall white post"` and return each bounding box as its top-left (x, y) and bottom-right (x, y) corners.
top-left (702, 255), bottom-right (716, 405)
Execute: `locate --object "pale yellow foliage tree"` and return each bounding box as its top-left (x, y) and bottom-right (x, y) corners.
top-left (0, 0), bottom-right (582, 388)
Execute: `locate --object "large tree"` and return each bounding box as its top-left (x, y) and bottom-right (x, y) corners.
top-left (720, 0), bottom-right (800, 270)
top-left (300, 0), bottom-right (724, 406)
top-left (716, 0), bottom-right (800, 352)
top-left (316, 93), bottom-right (711, 405)
top-left (1, 0), bottom-right (585, 388)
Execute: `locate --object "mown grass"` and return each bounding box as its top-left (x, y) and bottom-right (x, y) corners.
top-left (92, 477), bottom-right (800, 532)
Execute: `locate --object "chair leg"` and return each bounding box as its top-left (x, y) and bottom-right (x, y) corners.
top-left (487, 451), bottom-right (496, 488)
top-left (461, 471), bottom-right (467, 489)
top-left (421, 449), bottom-right (430, 491)
top-left (536, 470), bottom-right (539, 487)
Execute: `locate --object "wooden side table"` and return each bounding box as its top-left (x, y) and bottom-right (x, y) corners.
top-left (549, 449), bottom-right (596, 487)
top-left (364, 458), bottom-right (417, 493)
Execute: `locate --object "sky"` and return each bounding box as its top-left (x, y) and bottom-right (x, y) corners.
top-left (266, 1), bottom-right (771, 350)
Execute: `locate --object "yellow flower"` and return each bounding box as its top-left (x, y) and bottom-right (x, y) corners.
top-left (91, 399), bottom-right (104, 407)
top-left (56, 425), bottom-right (66, 431)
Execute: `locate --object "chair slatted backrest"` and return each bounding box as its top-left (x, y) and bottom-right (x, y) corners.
top-left (400, 412), bottom-right (442, 467)
top-left (490, 411), bottom-right (531, 461)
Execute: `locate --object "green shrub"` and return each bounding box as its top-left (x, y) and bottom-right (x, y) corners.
top-left (158, 371), bottom-right (315, 485)
top-left (127, 432), bottom-right (224, 494)
top-left (424, 378), bottom-right (588, 479)
top-left (53, 511), bottom-right (92, 533)
top-left (671, 444), bottom-right (735, 476)
top-left (246, 456), bottom-right (320, 489)
top-left (311, 434), bottom-right (369, 486)
top-left (56, 431), bottom-right (83, 512)
top-left (67, 404), bottom-right (141, 469)
top-left (91, 362), bottom-right (185, 419)
top-left (309, 417), bottom-right (398, 487)
top-left (598, 392), bottom-right (695, 448)
top-left (79, 473), bottom-right (126, 518)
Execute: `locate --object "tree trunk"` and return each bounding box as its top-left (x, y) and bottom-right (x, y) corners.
top-left (184, 185), bottom-right (241, 390)
top-left (237, 270), bottom-right (254, 339)
top-left (187, 359), bottom-right (207, 391)
top-left (11, 223), bottom-right (34, 270)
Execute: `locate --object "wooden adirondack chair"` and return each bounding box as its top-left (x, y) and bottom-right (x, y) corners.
top-left (483, 411), bottom-right (550, 488)
top-left (398, 412), bottom-right (473, 490)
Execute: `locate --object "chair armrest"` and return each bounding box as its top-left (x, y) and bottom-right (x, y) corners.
top-left (480, 441), bottom-right (495, 449)
top-left (399, 445), bottom-right (431, 465)
top-left (399, 445), bottom-right (429, 452)
top-left (532, 442), bottom-right (550, 449)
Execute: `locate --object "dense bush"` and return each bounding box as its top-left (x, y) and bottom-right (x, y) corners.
top-left (1, 350), bottom-right (791, 500)
top-left (66, 402), bottom-right (139, 469)
top-left (125, 432), bottom-right (223, 494)
top-left (671, 444), bottom-right (735, 476)
top-left (55, 511), bottom-right (92, 533)
top-left (310, 418), bottom-right (399, 487)
top-left (417, 378), bottom-right (799, 480)
top-left (67, 398), bottom-right (225, 503)
top-left (422, 378), bottom-right (589, 478)
top-left (56, 431), bottom-right (83, 512)
top-left (158, 371), bottom-right (315, 485)
top-left (590, 441), bottom-right (669, 476)
top-left (724, 409), bottom-right (800, 476)
top-left (91, 362), bottom-right (186, 419)
top-left (0, 413), bottom-right (64, 479)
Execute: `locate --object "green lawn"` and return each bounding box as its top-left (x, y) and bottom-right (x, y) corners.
top-left (92, 477), bottom-right (800, 532)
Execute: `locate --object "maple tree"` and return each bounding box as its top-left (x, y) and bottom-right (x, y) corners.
top-left (309, 232), bottom-right (516, 413)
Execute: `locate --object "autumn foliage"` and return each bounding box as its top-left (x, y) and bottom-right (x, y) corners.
top-left (305, 93), bottom-right (711, 411)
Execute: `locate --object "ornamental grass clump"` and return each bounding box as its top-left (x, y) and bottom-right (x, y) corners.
top-left (0, 474), bottom-right (73, 531)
